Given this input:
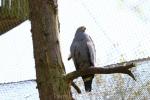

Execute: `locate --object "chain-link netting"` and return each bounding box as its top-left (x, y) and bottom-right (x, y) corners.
top-left (0, 80), bottom-right (39, 100)
top-left (0, 0), bottom-right (150, 100)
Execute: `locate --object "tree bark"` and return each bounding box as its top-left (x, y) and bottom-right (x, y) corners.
top-left (29, 0), bottom-right (72, 100)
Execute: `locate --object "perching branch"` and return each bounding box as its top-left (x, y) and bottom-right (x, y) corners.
top-left (68, 57), bottom-right (150, 93)
top-left (67, 57), bottom-right (150, 93)
top-left (66, 63), bottom-right (136, 82)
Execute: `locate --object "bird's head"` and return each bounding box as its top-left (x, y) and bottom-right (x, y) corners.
top-left (76, 26), bottom-right (86, 33)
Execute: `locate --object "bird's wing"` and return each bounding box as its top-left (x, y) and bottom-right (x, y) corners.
top-left (70, 41), bottom-right (80, 70)
top-left (86, 36), bottom-right (96, 66)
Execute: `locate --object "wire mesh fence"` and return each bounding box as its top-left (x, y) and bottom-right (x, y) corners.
top-left (0, 59), bottom-right (150, 100)
top-left (0, 80), bottom-right (39, 100)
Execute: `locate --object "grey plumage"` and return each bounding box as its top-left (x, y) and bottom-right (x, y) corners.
top-left (69, 26), bottom-right (96, 92)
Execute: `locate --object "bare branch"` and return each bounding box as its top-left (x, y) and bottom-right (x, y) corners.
top-left (71, 82), bottom-right (81, 94)
top-left (65, 63), bottom-right (136, 82)
top-left (67, 57), bottom-right (150, 92)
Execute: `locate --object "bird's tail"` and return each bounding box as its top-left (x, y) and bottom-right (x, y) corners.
top-left (82, 75), bottom-right (94, 92)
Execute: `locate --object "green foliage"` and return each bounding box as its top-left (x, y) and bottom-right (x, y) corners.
top-left (1, 0), bottom-right (29, 19)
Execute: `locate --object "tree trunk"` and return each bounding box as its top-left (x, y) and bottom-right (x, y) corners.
top-left (29, 0), bottom-right (72, 100)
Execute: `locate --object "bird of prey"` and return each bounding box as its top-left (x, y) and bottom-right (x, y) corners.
top-left (68, 26), bottom-right (96, 92)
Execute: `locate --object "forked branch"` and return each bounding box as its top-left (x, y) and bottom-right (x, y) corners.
top-left (66, 63), bottom-right (136, 82)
